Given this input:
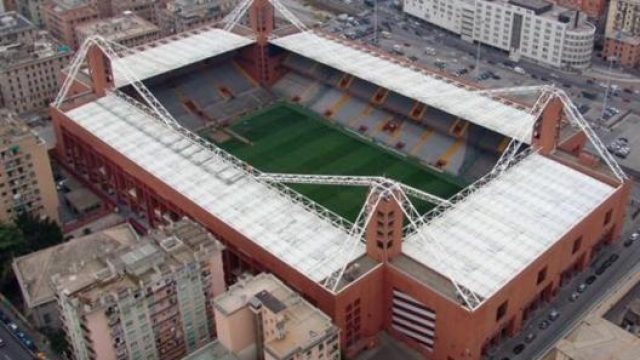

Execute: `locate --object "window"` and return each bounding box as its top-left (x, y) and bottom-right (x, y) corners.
top-left (496, 301), bottom-right (508, 321)
top-left (572, 236), bottom-right (582, 254)
top-left (604, 210), bottom-right (612, 225)
top-left (537, 267), bottom-right (547, 285)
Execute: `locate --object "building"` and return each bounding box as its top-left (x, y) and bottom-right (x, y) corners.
top-left (0, 11), bottom-right (72, 114)
top-left (551, 0), bottom-right (608, 17)
top-left (16, 0), bottom-right (45, 26)
top-left (541, 260), bottom-right (640, 360)
top-left (213, 273), bottom-right (341, 360)
top-left (180, 341), bottom-right (240, 360)
top-left (50, 1), bottom-right (632, 359)
top-left (76, 12), bottom-right (160, 48)
top-left (110, 0), bottom-right (159, 24)
top-left (403, 0), bottom-right (596, 69)
top-left (1, 0), bottom-right (18, 12)
top-left (604, 0), bottom-right (640, 67)
top-left (157, 0), bottom-right (236, 35)
top-left (55, 218), bottom-right (226, 360)
top-left (12, 223), bottom-right (138, 329)
top-left (0, 109), bottom-right (59, 222)
top-left (42, 0), bottom-right (99, 49)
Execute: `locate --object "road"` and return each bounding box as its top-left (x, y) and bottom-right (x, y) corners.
top-left (487, 213), bottom-right (640, 360)
top-left (0, 323), bottom-right (34, 360)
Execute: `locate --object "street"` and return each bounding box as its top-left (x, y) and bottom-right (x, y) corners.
top-left (0, 323), bottom-right (34, 360)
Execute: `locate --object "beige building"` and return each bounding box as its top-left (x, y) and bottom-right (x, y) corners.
top-left (157, 0), bottom-right (235, 35)
top-left (16, 0), bottom-right (46, 26)
top-left (110, 0), bottom-right (159, 24)
top-left (0, 11), bottom-right (72, 114)
top-left (604, 0), bottom-right (640, 67)
top-left (542, 265), bottom-right (640, 360)
top-left (56, 218), bottom-right (226, 360)
top-left (76, 12), bottom-right (160, 48)
top-left (12, 223), bottom-right (138, 329)
top-left (213, 273), bottom-right (341, 360)
top-left (42, 0), bottom-right (100, 49)
top-left (0, 109), bottom-right (59, 222)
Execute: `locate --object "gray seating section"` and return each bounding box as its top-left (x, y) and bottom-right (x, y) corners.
top-left (349, 77), bottom-right (379, 100)
top-left (466, 124), bottom-right (507, 152)
top-left (310, 87), bottom-right (344, 114)
top-left (205, 62), bottom-right (255, 94)
top-left (332, 96), bottom-right (368, 123)
top-left (415, 131), bottom-right (455, 164)
top-left (421, 107), bottom-right (456, 133)
top-left (384, 91), bottom-right (415, 115)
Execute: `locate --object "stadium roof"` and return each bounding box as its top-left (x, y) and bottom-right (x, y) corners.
top-left (64, 93), bottom-right (365, 285)
top-left (270, 32), bottom-right (535, 142)
top-left (112, 28), bottom-right (255, 87)
top-left (404, 153), bottom-right (616, 301)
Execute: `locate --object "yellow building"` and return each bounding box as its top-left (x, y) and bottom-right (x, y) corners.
top-left (0, 109), bottom-right (59, 223)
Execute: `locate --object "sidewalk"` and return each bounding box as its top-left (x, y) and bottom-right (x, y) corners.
top-left (584, 66), bottom-right (640, 84)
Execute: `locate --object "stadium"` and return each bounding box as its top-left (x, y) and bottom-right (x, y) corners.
top-left (50, 0), bottom-right (631, 359)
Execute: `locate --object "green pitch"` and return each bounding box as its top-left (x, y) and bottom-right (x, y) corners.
top-left (207, 103), bottom-right (463, 221)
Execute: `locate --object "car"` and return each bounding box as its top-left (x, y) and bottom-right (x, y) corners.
top-left (16, 330), bottom-right (25, 339)
top-left (569, 292), bottom-right (580, 302)
top-left (596, 265), bottom-right (607, 275)
top-left (586, 275), bottom-right (596, 284)
top-left (0, 311), bottom-right (9, 324)
top-left (624, 238), bottom-right (634, 247)
top-left (539, 319), bottom-right (550, 329)
top-left (577, 283), bottom-right (588, 293)
top-left (8, 322), bottom-right (18, 331)
top-left (0, 337), bottom-right (4, 347)
top-left (513, 343), bottom-right (526, 354)
top-left (549, 309), bottom-right (560, 321)
top-left (609, 253), bottom-right (619, 263)
top-left (525, 332), bottom-right (536, 343)
top-left (631, 232), bottom-right (639, 240)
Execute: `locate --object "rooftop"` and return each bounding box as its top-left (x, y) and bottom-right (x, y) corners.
top-left (214, 273), bottom-right (338, 359)
top-left (270, 32), bottom-right (534, 142)
top-left (64, 93), bottom-right (364, 286)
top-left (76, 13), bottom-right (159, 42)
top-left (404, 153), bottom-right (616, 305)
top-left (12, 223), bottom-right (139, 308)
top-left (49, 0), bottom-right (92, 12)
top-left (166, 0), bottom-right (225, 17)
top-left (179, 340), bottom-right (240, 360)
top-left (112, 28), bottom-right (255, 87)
top-left (0, 11), bottom-right (34, 37)
top-left (507, 0), bottom-right (553, 14)
top-left (0, 110), bottom-right (44, 148)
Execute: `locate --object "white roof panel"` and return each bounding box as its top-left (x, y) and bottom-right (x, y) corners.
top-left (403, 153), bottom-right (616, 300)
top-left (65, 94), bottom-right (364, 283)
top-left (270, 32), bottom-right (534, 142)
top-left (112, 29), bottom-right (255, 87)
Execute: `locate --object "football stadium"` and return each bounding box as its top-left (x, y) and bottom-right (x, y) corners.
top-left (50, 1), bottom-right (631, 359)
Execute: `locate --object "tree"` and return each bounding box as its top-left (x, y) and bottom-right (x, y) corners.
top-left (14, 212), bottom-right (63, 252)
top-left (0, 224), bottom-right (23, 285)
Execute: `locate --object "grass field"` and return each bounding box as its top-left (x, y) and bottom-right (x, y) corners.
top-left (207, 103), bottom-right (463, 221)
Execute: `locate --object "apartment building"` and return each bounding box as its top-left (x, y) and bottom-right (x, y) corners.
top-left (0, 11), bottom-right (71, 114)
top-left (56, 218), bottom-right (226, 360)
top-left (13, 223), bottom-right (139, 329)
top-left (1, 0), bottom-right (17, 12)
top-left (157, 0), bottom-right (235, 35)
top-left (604, 0), bottom-right (640, 67)
top-left (110, 0), bottom-right (159, 24)
top-left (16, 0), bottom-right (45, 26)
top-left (551, 0), bottom-right (608, 17)
top-left (404, 0), bottom-right (596, 69)
top-left (42, 0), bottom-right (99, 49)
top-left (76, 12), bottom-right (160, 48)
top-left (213, 273), bottom-right (341, 360)
top-left (0, 109), bottom-right (59, 222)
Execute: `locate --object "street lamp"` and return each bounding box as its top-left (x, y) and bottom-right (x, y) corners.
top-left (474, 20), bottom-right (483, 77)
top-left (601, 56), bottom-right (617, 121)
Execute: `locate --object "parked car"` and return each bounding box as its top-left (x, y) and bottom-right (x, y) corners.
top-left (569, 292), bottom-right (580, 302)
top-left (525, 332), bottom-right (536, 343)
top-left (577, 283), bottom-right (588, 293)
top-left (513, 343), bottom-right (526, 354)
top-left (539, 319), bottom-right (550, 329)
top-left (549, 309), bottom-right (560, 321)
top-left (585, 275), bottom-right (596, 285)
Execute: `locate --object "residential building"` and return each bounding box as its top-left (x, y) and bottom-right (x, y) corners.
top-left (403, 0), bottom-right (596, 69)
top-left (1, 0), bottom-right (18, 12)
top-left (157, 0), bottom-right (235, 35)
top-left (0, 11), bottom-right (71, 114)
top-left (604, 0), bottom-right (640, 67)
top-left (180, 341), bottom-right (240, 360)
top-left (0, 109), bottom-right (59, 222)
top-left (56, 218), bottom-right (226, 360)
top-left (42, 0), bottom-right (100, 49)
top-left (551, 0), bottom-right (608, 17)
top-left (12, 223), bottom-right (138, 329)
top-left (213, 273), bottom-right (341, 360)
top-left (76, 12), bottom-right (160, 48)
top-left (16, 0), bottom-right (45, 26)
top-left (110, 0), bottom-right (159, 24)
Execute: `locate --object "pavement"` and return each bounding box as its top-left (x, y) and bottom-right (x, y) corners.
top-left (0, 296), bottom-right (57, 360)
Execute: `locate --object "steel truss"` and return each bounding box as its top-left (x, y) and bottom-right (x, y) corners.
top-left (476, 85), bottom-right (627, 182)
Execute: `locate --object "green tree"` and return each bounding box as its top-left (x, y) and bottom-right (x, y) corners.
top-left (0, 224), bottom-right (23, 288)
top-left (14, 212), bottom-right (63, 252)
